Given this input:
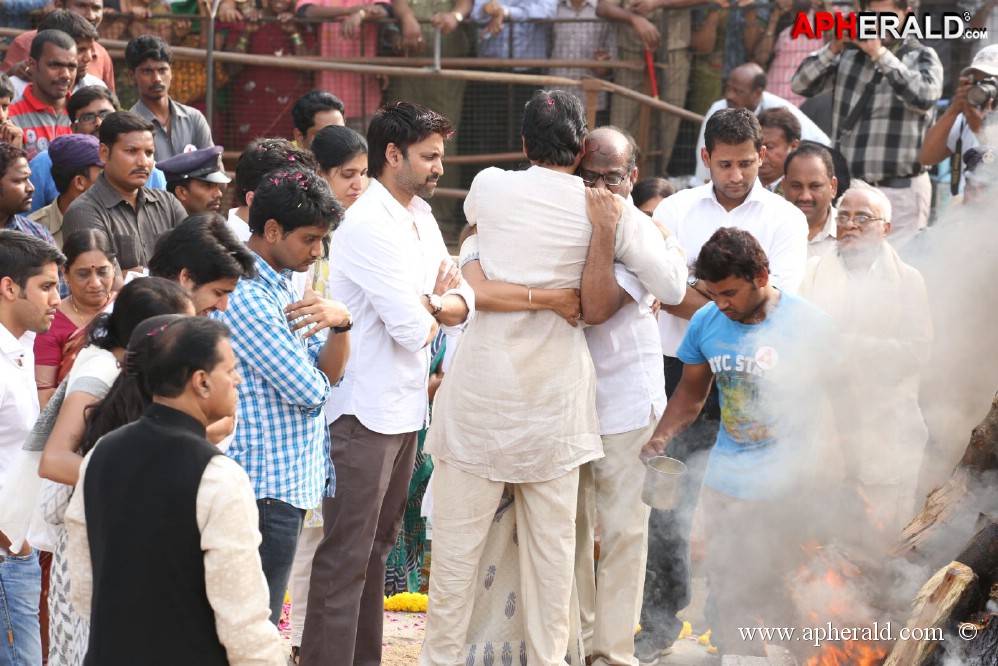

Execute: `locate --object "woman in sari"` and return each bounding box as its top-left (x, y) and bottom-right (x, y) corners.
top-left (33, 230), bottom-right (116, 409)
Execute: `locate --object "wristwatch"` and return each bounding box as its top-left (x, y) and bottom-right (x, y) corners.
top-left (426, 294), bottom-right (443, 318)
top-left (331, 314), bottom-right (353, 334)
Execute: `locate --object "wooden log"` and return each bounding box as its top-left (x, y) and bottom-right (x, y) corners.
top-left (884, 562), bottom-right (981, 666)
top-left (954, 515), bottom-right (998, 589)
top-left (893, 392), bottom-right (998, 565)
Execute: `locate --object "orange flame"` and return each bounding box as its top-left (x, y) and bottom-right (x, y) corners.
top-left (806, 640), bottom-right (888, 666)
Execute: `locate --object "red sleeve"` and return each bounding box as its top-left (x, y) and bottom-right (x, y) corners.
top-left (93, 43), bottom-right (117, 92)
top-left (1, 32), bottom-right (34, 73)
top-left (33, 311), bottom-right (77, 370)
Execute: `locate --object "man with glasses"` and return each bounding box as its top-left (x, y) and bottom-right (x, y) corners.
top-left (28, 86), bottom-right (167, 214)
top-left (799, 182), bottom-right (931, 534)
top-left (571, 125), bottom-right (672, 666)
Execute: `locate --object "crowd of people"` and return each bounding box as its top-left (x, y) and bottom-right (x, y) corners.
top-left (0, 0), bottom-right (996, 665)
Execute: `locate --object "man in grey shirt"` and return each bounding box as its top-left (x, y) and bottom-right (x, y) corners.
top-left (62, 111), bottom-right (186, 271)
top-left (124, 35), bottom-right (213, 161)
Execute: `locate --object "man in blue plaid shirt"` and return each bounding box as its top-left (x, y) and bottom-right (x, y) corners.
top-left (215, 167), bottom-right (352, 625)
top-left (792, 0), bottom-right (943, 247)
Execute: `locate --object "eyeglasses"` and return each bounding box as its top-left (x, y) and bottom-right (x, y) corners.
top-left (835, 213), bottom-right (885, 226)
top-left (579, 169), bottom-right (626, 187)
top-left (76, 109), bottom-right (113, 125)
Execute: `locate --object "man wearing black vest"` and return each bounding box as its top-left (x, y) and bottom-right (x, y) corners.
top-left (65, 315), bottom-right (285, 665)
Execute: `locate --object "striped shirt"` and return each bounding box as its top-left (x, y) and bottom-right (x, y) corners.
top-left (791, 39), bottom-right (943, 183)
top-left (8, 85), bottom-right (72, 162)
top-left (215, 251), bottom-right (331, 510)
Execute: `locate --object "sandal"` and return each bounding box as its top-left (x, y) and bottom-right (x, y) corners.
top-left (290, 646), bottom-right (300, 665)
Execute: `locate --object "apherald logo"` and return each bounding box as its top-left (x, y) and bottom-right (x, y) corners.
top-left (790, 11), bottom-right (988, 41)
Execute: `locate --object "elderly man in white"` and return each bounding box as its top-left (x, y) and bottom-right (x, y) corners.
top-left (799, 182), bottom-right (932, 532)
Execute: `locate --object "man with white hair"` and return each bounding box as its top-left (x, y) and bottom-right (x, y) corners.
top-left (798, 183), bottom-right (932, 532)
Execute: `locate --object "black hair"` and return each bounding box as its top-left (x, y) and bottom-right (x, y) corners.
top-left (37, 9), bottom-right (99, 42)
top-left (632, 177), bottom-right (676, 209)
top-left (0, 142), bottom-right (27, 182)
top-left (234, 138), bottom-right (318, 207)
top-left (0, 72), bottom-right (14, 100)
top-left (141, 316), bottom-right (230, 398)
top-left (367, 101), bottom-right (453, 179)
top-left (81, 315), bottom-right (225, 455)
top-left (149, 212), bottom-right (256, 286)
top-left (98, 111), bottom-right (154, 149)
top-left (124, 34), bottom-right (172, 70)
top-left (521, 90), bottom-right (588, 167)
top-left (30, 29), bottom-right (77, 62)
top-left (51, 161), bottom-right (97, 195)
top-left (783, 141), bottom-right (835, 183)
top-left (750, 70), bottom-right (767, 91)
top-left (704, 107), bottom-right (763, 154)
top-left (61, 229), bottom-right (114, 269)
top-left (85, 276), bottom-right (191, 353)
top-left (248, 168), bottom-right (343, 235)
top-left (0, 229), bottom-right (66, 289)
top-left (311, 125), bottom-right (368, 172)
top-left (67, 85), bottom-right (119, 122)
top-left (694, 227), bottom-right (770, 283)
top-left (757, 107), bottom-right (801, 145)
top-left (291, 89), bottom-right (345, 135)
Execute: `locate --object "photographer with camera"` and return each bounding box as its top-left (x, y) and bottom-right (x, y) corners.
top-left (919, 45), bottom-right (997, 195)
top-left (792, 0), bottom-right (943, 248)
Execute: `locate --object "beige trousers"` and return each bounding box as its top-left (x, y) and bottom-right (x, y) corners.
top-left (420, 460), bottom-right (580, 666)
top-left (289, 524), bottom-right (323, 646)
top-left (576, 418), bottom-right (656, 666)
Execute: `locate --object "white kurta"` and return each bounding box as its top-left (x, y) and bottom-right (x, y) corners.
top-left (425, 166), bottom-right (687, 483)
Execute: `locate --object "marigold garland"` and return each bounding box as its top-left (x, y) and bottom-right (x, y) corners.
top-left (383, 592), bottom-right (429, 613)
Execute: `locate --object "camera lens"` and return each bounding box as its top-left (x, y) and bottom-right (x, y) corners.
top-left (968, 79), bottom-right (998, 107)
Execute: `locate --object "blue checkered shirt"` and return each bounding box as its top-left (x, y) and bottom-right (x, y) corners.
top-left (6, 215), bottom-right (69, 296)
top-left (215, 251), bottom-right (332, 509)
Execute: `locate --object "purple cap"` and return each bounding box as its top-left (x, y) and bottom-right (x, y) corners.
top-left (48, 134), bottom-right (103, 170)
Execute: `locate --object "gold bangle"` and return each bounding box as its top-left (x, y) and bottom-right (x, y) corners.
top-left (527, 287), bottom-right (533, 310)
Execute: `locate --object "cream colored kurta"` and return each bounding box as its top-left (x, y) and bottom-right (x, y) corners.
top-left (425, 166), bottom-right (687, 483)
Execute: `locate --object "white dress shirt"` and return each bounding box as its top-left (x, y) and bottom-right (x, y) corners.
top-left (654, 182), bottom-right (809, 357)
top-left (808, 205), bottom-right (837, 259)
top-left (327, 178), bottom-right (474, 435)
top-left (426, 166), bottom-right (687, 483)
top-left (585, 265), bottom-right (666, 436)
top-left (0, 326), bottom-right (38, 556)
top-left (693, 91), bottom-right (833, 185)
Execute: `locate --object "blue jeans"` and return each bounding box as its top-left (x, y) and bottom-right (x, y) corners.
top-left (257, 498), bottom-right (305, 625)
top-left (0, 549), bottom-right (42, 666)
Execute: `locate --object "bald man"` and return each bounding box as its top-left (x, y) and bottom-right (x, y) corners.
top-left (574, 126), bottom-right (668, 666)
top-left (693, 63), bottom-right (829, 186)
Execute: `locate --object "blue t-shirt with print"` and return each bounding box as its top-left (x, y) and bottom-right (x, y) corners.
top-left (677, 291), bottom-right (836, 500)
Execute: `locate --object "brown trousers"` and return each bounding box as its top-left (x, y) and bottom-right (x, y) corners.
top-left (299, 415), bottom-right (417, 666)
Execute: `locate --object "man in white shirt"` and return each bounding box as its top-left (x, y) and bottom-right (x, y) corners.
top-left (642, 106), bottom-right (808, 660)
top-left (421, 92), bottom-right (687, 666)
top-left (0, 230), bottom-right (64, 666)
top-left (783, 142), bottom-right (839, 259)
top-left (301, 102), bottom-right (474, 666)
top-left (693, 62), bottom-right (830, 186)
top-left (572, 126), bottom-right (672, 666)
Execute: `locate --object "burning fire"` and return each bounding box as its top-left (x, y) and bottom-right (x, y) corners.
top-left (806, 641), bottom-right (888, 665)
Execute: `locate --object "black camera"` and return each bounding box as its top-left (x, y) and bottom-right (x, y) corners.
top-left (967, 78), bottom-right (998, 108)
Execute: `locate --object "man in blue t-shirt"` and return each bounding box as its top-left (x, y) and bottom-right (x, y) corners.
top-left (641, 226), bottom-right (838, 657)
